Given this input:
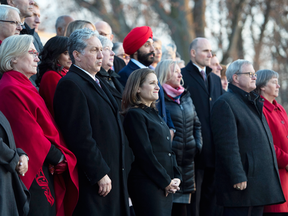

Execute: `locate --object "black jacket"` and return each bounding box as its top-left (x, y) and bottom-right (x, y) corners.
top-left (164, 90), bottom-right (202, 193)
top-left (113, 56), bottom-right (126, 73)
top-left (0, 111), bottom-right (30, 216)
top-left (211, 83), bottom-right (285, 207)
top-left (53, 64), bottom-right (129, 216)
top-left (182, 61), bottom-right (223, 168)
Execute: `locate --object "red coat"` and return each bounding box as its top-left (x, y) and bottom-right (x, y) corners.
top-left (263, 97), bottom-right (288, 213)
top-left (0, 71), bottom-right (79, 216)
top-left (39, 69), bottom-right (68, 117)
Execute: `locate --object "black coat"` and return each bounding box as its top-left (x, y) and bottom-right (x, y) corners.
top-left (164, 90), bottom-right (202, 193)
top-left (0, 111), bottom-right (30, 216)
top-left (123, 107), bottom-right (181, 216)
top-left (53, 64), bottom-right (129, 216)
top-left (182, 61), bottom-right (223, 168)
top-left (113, 56), bottom-right (126, 73)
top-left (211, 83), bottom-right (285, 207)
top-left (97, 67), bottom-right (134, 179)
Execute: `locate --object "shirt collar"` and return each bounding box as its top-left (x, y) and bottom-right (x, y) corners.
top-left (131, 58), bottom-right (148, 69)
top-left (193, 62), bottom-right (206, 74)
top-left (74, 64), bottom-right (96, 81)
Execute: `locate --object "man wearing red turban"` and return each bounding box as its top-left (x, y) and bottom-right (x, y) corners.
top-left (118, 26), bottom-right (155, 86)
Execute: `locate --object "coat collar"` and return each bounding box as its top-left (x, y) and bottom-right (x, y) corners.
top-left (262, 96), bottom-right (281, 113)
top-left (126, 60), bottom-right (141, 71)
top-left (228, 83), bottom-right (260, 103)
top-left (185, 61), bottom-right (213, 94)
top-left (98, 67), bottom-right (120, 78)
top-left (69, 64), bottom-right (118, 113)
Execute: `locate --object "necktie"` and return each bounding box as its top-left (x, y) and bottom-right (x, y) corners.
top-left (200, 70), bottom-right (206, 81)
top-left (95, 78), bottom-right (102, 88)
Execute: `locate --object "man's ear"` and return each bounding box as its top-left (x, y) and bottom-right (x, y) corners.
top-left (232, 74), bottom-right (238, 84)
top-left (73, 50), bottom-right (80, 62)
top-left (7, 0), bottom-right (14, 6)
top-left (110, 34), bottom-right (114, 42)
top-left (190, 49), bottom-right (196, 58)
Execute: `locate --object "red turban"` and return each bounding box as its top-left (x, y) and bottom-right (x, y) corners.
top-left (123, 26), bottom-right (153, 55)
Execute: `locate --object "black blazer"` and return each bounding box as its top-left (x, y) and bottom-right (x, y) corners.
top-left (53, 64), bottom-right (129, 216)
top-left (123, 107), bottom-right (181, 189)
top-left (118, 60), bottom-right (140, 87)
top-left (211, 83), bottom-right (285, 207)
top-left (0, 111), bottom-right (30, 216)
top-left (182, 61), bottom-right (223, 168)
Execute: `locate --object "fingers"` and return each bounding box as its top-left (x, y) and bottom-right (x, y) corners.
top-left (233, 181), bottom-right (247, 190)
top-left (98, 182), bottom-right (112, 197)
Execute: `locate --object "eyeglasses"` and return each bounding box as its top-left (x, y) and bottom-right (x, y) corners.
top-left (0, 20), bottom-right (22, 27)
top-left (235, 72), bottom-right (257, 78)
top-left (28, 50), bottom-right (39, 58)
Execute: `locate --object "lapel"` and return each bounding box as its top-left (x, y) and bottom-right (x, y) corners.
top-left (70, 65), bottom-right (117, 113)
top-left (0, 111), bottom-right (16, 149)
top-left (187, 61), bottom-right (209, 95)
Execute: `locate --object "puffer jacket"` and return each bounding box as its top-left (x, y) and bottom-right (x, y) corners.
top-left (164, 90), bottom-right (202, 193)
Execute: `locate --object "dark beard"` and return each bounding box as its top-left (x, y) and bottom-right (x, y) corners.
top-left (137, 50), bottom-right (155, 66)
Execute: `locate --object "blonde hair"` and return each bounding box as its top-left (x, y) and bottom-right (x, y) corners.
top-left (155, 59), bottom-right (184, 86)
top-left (0, 35), bottom-right (33, 73)
top-left (65, 20), bottom-right (96, 37)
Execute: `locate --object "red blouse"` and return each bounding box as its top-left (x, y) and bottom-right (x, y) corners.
top-left (39, 69), bottom-right (68, 117)
top-left (263, 97), bottom-right (288, 213)
top-left (0, 71), bottom-right (78, 216)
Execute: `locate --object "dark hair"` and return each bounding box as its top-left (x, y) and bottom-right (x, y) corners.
top-left (36, 36), bottom-right (68, 86)
top-left (121, 68), bottom-right (156, 114)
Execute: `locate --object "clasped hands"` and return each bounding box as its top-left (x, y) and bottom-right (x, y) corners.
top-left (165, 178), bottom-right (181, 197)
top-left (233, 181), bottom-right (247, 191)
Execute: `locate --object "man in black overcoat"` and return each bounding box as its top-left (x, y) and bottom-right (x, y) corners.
top-left (53, 29), bottom-right (129, 216)
top-left (181, 37), bottom-right (223, 216)
top-left (211, 59), bottom-right (284, 215)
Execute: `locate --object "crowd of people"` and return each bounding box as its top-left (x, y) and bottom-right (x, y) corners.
top-left (0, 1), bottom-right (288, 216)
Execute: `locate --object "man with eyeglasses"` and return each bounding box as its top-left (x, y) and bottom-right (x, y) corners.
top-left (95, 21), bottom-right (126, 73)
top-left (0, 5), bottom-right (22, 45)
top-left (1, 0), bottom-right (43, 53)
top-left (211, 59), bottom-right (285, 216)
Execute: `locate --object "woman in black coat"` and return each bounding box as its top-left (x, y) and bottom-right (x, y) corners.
top-left (156, 60), bottom-right (202, 216)
top-left (0, 111), bottom-right (30, 216)
top-left (122, 68), bottom-right (181, 216)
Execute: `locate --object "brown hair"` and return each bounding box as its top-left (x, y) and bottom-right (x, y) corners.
top-left (220, 64), bottom-right (227, 78)
top-left (121, 68), bottom-right (157, 114)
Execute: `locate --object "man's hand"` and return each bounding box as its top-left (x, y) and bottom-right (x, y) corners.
top-left (16, 155), bottom-right (28, 176)
top-left (98, 174), bottom-right (112, 197)
top-left (169, 129), bottom-right (175, 141)
top-left (233, 181), bottom-right (247, 190)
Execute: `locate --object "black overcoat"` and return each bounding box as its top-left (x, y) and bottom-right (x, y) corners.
top-left (0, 111), bottom-right (30, 216)
top-left (53, 64), bottom-right (129, 216)
top-left (164, 90), bottom-right (202, 193)
top-left (211, 83), bottom-right (285, 206)
top-left (123, 107), bottom-right (181, 216)
top-left (181, 61), bottom-right (223, 168)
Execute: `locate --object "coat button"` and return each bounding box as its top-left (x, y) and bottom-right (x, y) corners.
top-left (286, 136), bottom-right (288, 138)
top-left (122, 168), bottom-right (125, 171)
top-left (160, 122), bottom-right (163, 124)
top-left (282, 121), bottom-right (285, 124)
top-left (209, 97), bottom-right (212, 101)
top-left (168, 153), bottom-right (171, 156)
top-left (167, 136), bottom-right (170, 140)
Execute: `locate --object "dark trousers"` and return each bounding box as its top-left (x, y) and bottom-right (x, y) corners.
top-left (190, 167), bottom-right (223, 216)
top-left (223, 206), bottom-right (263, 216)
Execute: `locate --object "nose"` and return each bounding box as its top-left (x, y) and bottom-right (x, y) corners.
top-left (277, 84), bottom-right (280, 88)
top-left (35, 16), bottom-right (40, 24)
top-left (150, 45), bottom-right (155, 53)
top-left (178, 72), bottom-right (182, 78)
top-left (17, 24), bottom-right (23, 31)
top-left (155, 83), bottom-right (160, 90)
top-left (111, 50), bottom-right (115, 56)
top-left (35, 56), bottom-right (40, 62)
top-left (98, 51), bottom-right (103, 59)
top-left (208, 51), bottom-right (212, 58)
top-left (30, 0), bottom-right (34, 4)
top-left (218, 64), bottom-right (222, 70)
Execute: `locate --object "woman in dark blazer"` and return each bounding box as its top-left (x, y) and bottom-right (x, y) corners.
top-left (122, 68), bottom-right (181, 216)
top-left (156, 60), bottom-right (202, 216)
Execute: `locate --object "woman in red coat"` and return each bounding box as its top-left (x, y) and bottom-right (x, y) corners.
top-left (256, 69), bottom-right (288, 215)
top-left (37, 36), bottom-right (72, 117)
top-left (0, 35), bottom-right (78, 216)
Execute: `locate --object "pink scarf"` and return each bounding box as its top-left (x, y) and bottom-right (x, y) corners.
top-left (162, 83), bottom-right (185, 104)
